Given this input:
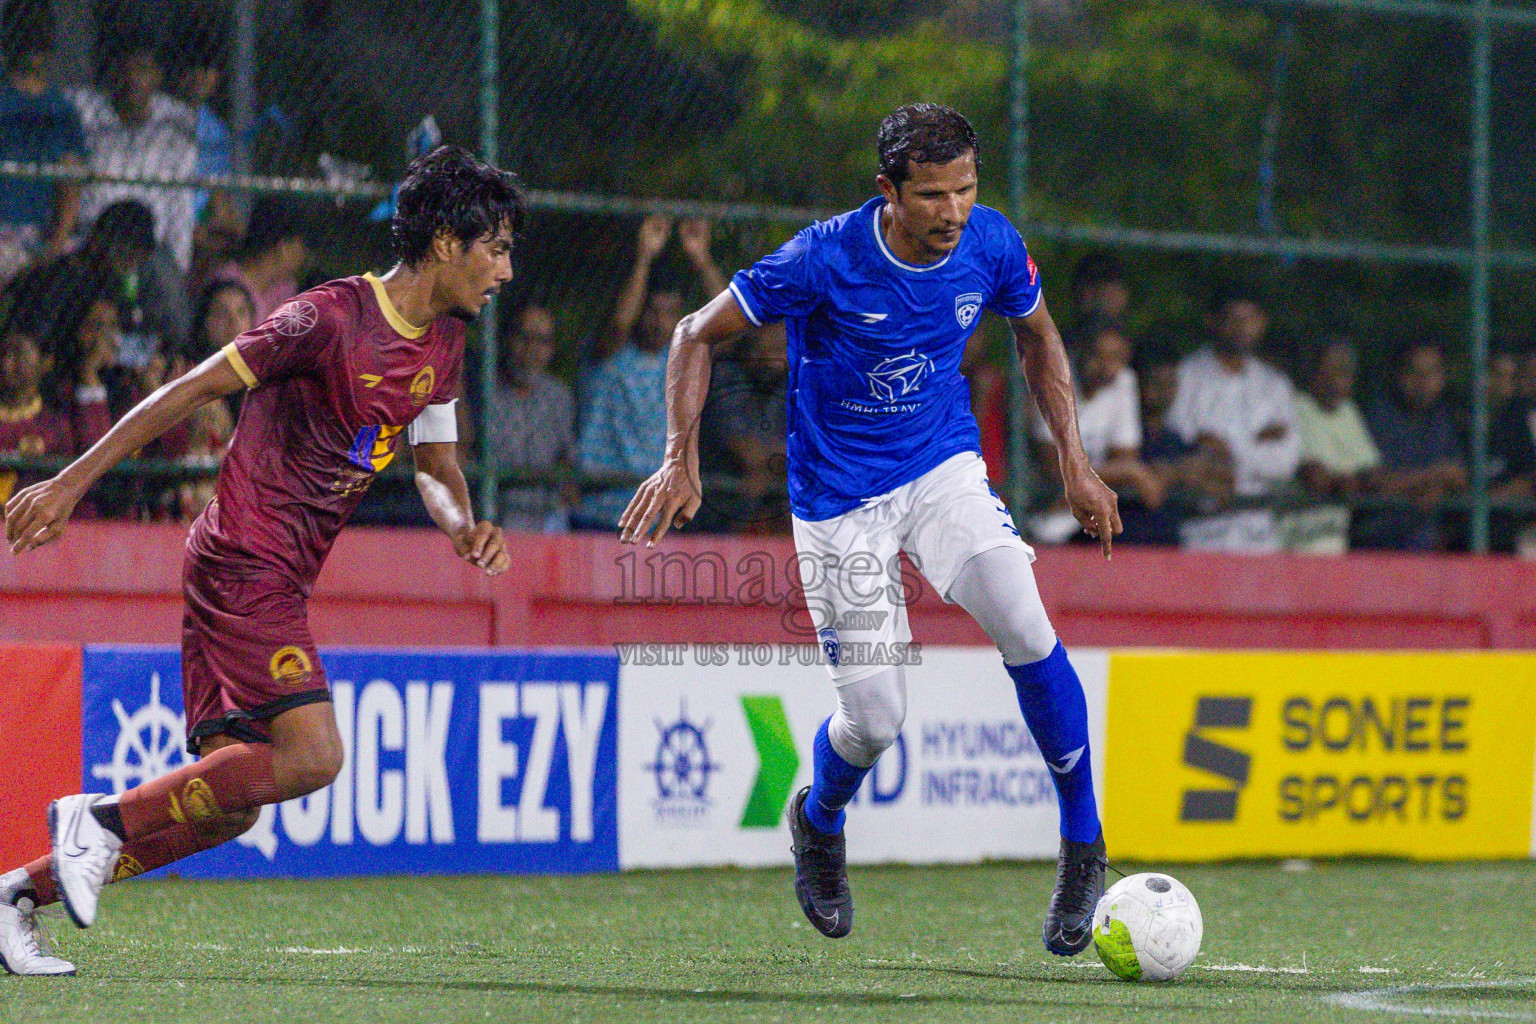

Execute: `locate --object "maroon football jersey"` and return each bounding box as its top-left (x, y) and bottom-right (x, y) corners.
top-left (187, 274), bottom-right (464, 590)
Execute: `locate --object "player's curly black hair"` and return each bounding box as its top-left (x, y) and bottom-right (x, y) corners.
top-left (877, 103), bottom-right (980, 189)
top-left (391, 145), bottom-right (527, 268)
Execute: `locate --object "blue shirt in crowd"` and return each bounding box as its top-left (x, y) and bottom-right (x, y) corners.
top-left (0, 79), bottom-right (85, 232)
top-left (729, 196), bottom-right (1042, 521)
top-left (575, 344), bottom-right (670, 528)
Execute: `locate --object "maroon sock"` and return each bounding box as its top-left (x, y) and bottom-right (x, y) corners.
top-left (115, 743), bottom-right (281, 840)
top-left (21, 856), bottom-right (57, 907)
top-left (110, 822), bottom-right (230, 882)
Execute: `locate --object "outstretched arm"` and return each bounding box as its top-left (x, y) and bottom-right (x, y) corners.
top-left (618, 288), bottom-right (753, 545)
top-left (411, 440), bottom-right (509, 575)
top-left (5, 351), bottom-right (247, 554)
top-left (1009, 299), bottom-right (1123, 558)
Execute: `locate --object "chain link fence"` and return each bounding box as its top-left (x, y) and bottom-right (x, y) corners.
top-left (0, 0), bottom-right (1533, 553)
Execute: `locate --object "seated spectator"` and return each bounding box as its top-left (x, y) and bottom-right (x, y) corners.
top-left (70, 33), bottom-right (198, 272)
top-left (1067, 252), bottom-right (1130, 345)
top-left (1485, 342), bottom-right (1536, 551)
top-left (1118, 333), bottom-right (1232, 546)
top-left (1166, 283), bottom-right (1299, 552)
top-left (204, 197), bottom-right (311, 324)
top-left (1358, 340), bottom-right (1466, 551)
top-left (700, 321), bottom-right (788, 533)
top-left (0, 0), bottom-right (83, 279)
top-left (488, 302), bottom-right (576, 533)
top-left (14, 199), bottom-right (188, 400)
top-left (1029, 319), bottom-right (1159, 543)
top-left (1288, 336), bottom-right (1381, 554)
top-left (0, 303), bottom-right (108, 508)
top-left (573, 216), bottom-right (726, 530)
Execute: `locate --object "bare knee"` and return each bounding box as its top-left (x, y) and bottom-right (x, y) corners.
top-left (270, 702), bottom-right (346, 800)
top-left (276, 739), bottom-right (343, 800)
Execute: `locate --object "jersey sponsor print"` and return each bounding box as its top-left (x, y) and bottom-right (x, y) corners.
top-left (729, 197), bottom-right (1042, 520)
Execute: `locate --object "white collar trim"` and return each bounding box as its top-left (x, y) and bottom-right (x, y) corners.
top-left (872, 203), bottom-right (952, 273)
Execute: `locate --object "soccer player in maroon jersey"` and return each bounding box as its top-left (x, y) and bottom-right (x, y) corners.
top-left (0, 145), bottom-right (523, 975)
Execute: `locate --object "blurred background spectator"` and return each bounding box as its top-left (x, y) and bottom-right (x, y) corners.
top-left (1029, 318), bottom-right (1158, 543)
top-left (1288, 335), bottom-right (1381, 554)
top-left (1166, 284), bottom-right (1299, 552)
top-left (699, 321), bottom-right (788, 533)
top-left (1118, 333), bottom-right (1233, 546)
top-left (573, 215), bottom-right (726, 531)
top-left (1358, 340), bottom-right (1467, 551)
top-left (203, 196), bottom-right (310, 325)
top-left (0, 0), bottom-right (82, 280)
top-left (70, 31), bottom-right (197, 272)
top-left (1066, 252), bottom-right (1130, 347)
top-left (488, 301), bottom-right (576, 534)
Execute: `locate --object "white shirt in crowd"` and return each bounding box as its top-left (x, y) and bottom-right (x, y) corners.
top-left (1031, 366), bottom-right (1141, 466)
top-left (69, 89), bottom-right (198, 271)
top-left (1165, 347), bottom-right (1300, 496)
top-left (1165, 347), bottom-right (1300, 553)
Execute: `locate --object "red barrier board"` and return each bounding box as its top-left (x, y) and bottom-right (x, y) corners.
top-left (0, 646), bottom-right (83, 865)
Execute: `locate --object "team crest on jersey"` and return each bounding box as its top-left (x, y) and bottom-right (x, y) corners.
top-left (817, 627), bottom-right (841, 667)
top-left (270, 300), bottom-right (318, 337)
top-left (409, 365), bottom-right (436, 406)
top-left (269, 645), bottom-right (314, 685)
top-left (866, 349), bottom-right (934, 403)
top-left (955, 292), bottom-right (983, 329)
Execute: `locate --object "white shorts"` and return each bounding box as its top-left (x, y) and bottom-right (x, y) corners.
top-left (792, 451), bottom-right (1035, 685)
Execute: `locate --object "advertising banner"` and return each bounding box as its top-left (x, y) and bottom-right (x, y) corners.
top-left (617, 644), bottom-right (1109, 868)
top-left (0, 645), bottom-right (82, 866)
top-left (81, 646), bottom-right (620, 877)
top-left (1102, 651), bottom-right (1536, 861)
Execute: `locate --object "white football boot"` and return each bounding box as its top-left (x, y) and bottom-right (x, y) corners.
top-left (49, 794), bottom-right (122, 929)
top-left (0, 898), bottom-right (75, 976)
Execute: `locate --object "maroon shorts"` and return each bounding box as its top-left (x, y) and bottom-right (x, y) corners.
top-left (181, 557), bottom-right (331, 755)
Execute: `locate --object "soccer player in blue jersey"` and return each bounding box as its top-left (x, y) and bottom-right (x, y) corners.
top-left (619, 104), bottom-right (1119, 955)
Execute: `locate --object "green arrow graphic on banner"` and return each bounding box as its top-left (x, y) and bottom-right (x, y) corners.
top-left (739, 695), bottom-right (800, 828)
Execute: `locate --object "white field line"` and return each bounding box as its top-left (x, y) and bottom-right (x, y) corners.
top-left (1323, 978), bottom-right (1536, 1020)
top-left (1199, 962), bottom-right (1310, 975)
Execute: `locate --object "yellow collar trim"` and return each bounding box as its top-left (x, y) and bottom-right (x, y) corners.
top-left (0, 396), bottom-right (43, 423)
top-left (364, 272), bottom-right (428, 339)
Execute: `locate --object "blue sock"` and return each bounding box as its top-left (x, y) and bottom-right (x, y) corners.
top-left (1007, 641), bottom-right (1101, 843)
top-left (804, 717), bottom-right (872, 835)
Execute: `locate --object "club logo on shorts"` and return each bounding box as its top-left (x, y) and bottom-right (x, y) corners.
top-left (270, 300), bottom-right (318, 337)
top-left (269, 645), bottom-right (314, 686)
top-left (168, 778), bottom-right (224, 823)
top-left (409, 365), bottom-right (436, 406)
top-left (818, 626), bottom-right (841, 667)
top-left (955, 291), bottom-right (983, 329)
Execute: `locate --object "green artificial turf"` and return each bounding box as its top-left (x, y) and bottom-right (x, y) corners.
top-left (2, 860), bottom-right (1532, 1023)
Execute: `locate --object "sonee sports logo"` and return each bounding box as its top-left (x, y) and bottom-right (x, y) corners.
top-left (1180, 696), bottom-right (1252, 822)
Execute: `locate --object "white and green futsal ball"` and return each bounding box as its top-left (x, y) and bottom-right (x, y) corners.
top-left (1092, 872), bottom-right (1203, 982)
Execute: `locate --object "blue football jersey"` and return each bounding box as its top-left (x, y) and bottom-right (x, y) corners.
top-left (729, 196), bottom-right (1042, 521)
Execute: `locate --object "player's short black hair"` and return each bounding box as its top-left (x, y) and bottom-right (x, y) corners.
top-left (877, 103), bottom-right (980, 189)
top-left (391, 145), bottom-right (526, 268)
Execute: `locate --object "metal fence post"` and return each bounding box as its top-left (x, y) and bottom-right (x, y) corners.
top-left (1007, 0), bottom-right (1032, 519)
top-left (1469, 0), bottom-right (1492, 553)
top-left (478, 0), bottom-right (501, 522)
top-left (232, 0), bottom-right (256, 174)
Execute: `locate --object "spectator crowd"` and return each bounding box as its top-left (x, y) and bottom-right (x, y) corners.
top-left (0, 0), bottom-right (1529, 555)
